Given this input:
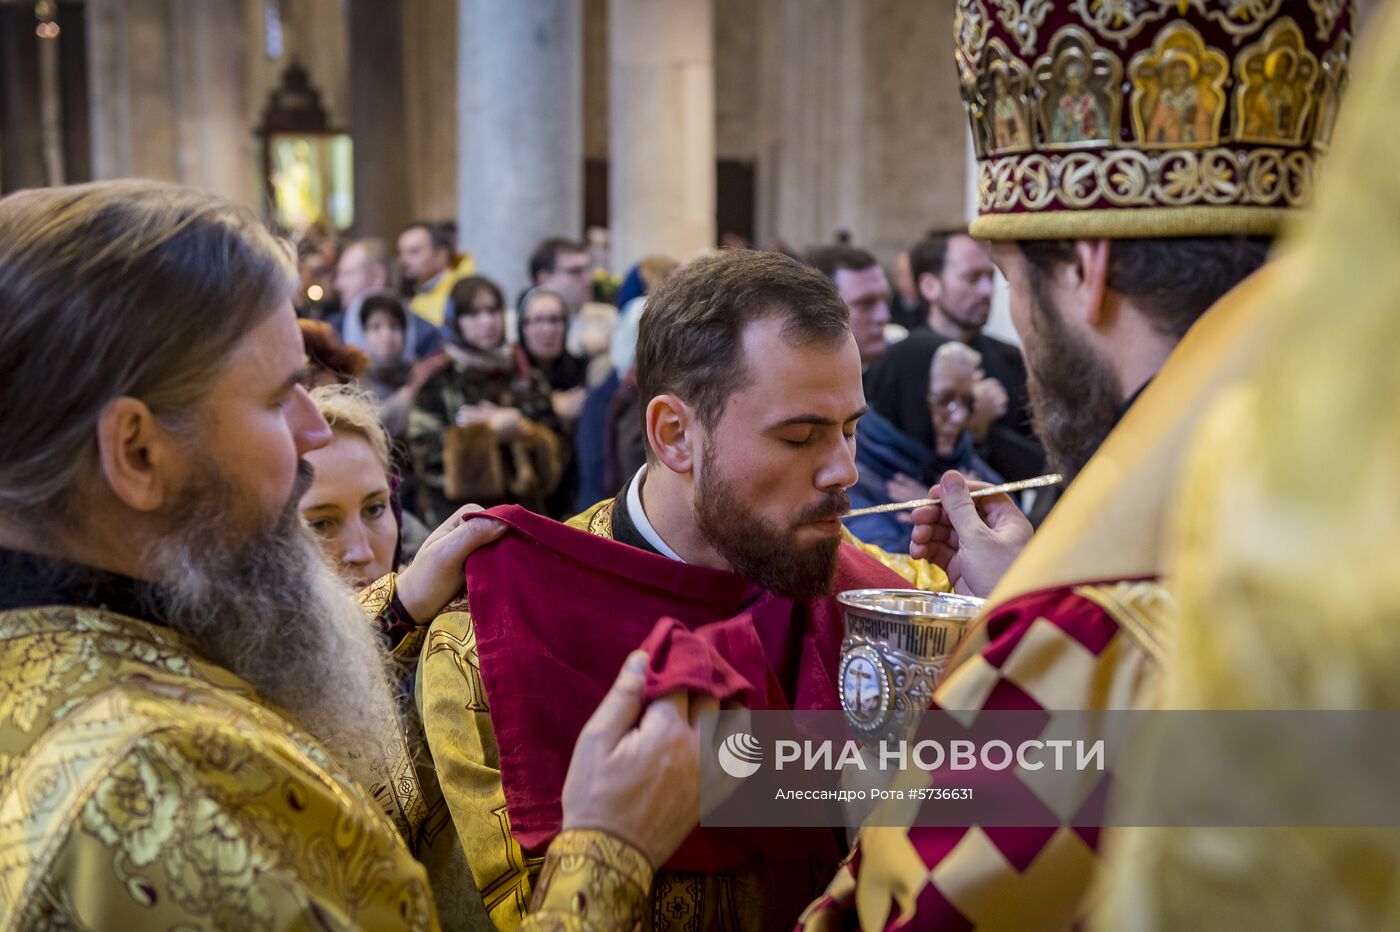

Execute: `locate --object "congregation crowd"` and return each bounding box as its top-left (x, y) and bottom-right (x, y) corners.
top-left (1, 0), bottom-right (1396, 930)
top-left (285, 220), bottom-right (1044, 586)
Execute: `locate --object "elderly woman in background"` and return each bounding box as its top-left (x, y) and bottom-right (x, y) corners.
top-left (409, 275), bottom-right (562, 524)
top-left (898, 341), bottom-right (1002, 492)
top-left (516, 286), bottom-right (588, 517)
top-left (517, 286), bottom-right (588, 425)
top-left (848, 341), bottom-right (1002, 551)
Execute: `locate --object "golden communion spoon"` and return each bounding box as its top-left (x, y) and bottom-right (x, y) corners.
top-left (842, 473), bottom-right (1064, 519)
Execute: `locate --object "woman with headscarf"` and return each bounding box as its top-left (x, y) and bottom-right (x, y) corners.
top-left (517, 286), bottom-right (589, 420)
top-left (517, 286), bottom-right (588, 516)
top-left (408, 276), bottom-right (563, 524)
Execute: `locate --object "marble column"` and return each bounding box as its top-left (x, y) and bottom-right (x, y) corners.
top-left (169, 0), bottom-right (254, 202)
top-left (754, 0), bottom-right (861, 253)
top-left (752, 0), bottom-right (967, 262)
top-left (88, 0), bottom-right (253, 204)
top-left (457, 0), bottom-right (582, 299)
top-left (607, 0), bottom-right (715, 273)
top-left (402, 0), bottom-right (459, 222)
top-left (348, 0), bottom-right (412, 238)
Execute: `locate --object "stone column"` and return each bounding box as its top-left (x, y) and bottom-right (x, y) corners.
top-left (754, 0), bottom-right (862, 252)
top-left (607, 0), bottom-right (715, 273)
top-left (87, 0), bottom-right (253, 204)
top-left (458, 0), bottom-right (582, 299)
top-left (752, 0), bottom-right (967, 262)
top-left (348, 0), bottom-right (412, 238)
top-left (402, 0), bottom-right (459, 222)
top-left (169, 0), bottom-right (254, 202)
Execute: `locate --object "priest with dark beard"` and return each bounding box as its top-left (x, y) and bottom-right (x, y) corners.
top-left (419, 249), bottom-right (952, 930)
top-left (796, 1), bottom-right (1353, 929)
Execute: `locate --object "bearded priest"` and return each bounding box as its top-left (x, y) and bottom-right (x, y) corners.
top-left (797, 0), bottom-right (1356, 929)
top-left (419, 249), bottom-right (955, 929)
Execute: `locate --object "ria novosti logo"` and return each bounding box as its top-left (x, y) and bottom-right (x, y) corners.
top-left (717, 732), bottom-right (763, 778)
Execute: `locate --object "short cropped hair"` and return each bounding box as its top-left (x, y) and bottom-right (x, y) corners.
top-left (805, 244), bottom-right (880, 281)
top-left (400, 220), bottom-right (453, 255)
top-left (1019, 236), bottom-right (1272, 339)
top-left (529, 236), bottom-right (588, 281)
top-left (909, 227), bottom-right (973, 284)
top-left (932, 340), bottom-right (982, 374)
top-left (636, 250), bottom-right (850, 431)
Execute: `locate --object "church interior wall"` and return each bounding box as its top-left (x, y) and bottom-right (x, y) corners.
top-left (12, 0), bottom-right (979, 267)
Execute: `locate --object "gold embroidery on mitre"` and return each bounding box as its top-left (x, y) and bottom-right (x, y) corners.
top-left (994, 0), bottom-right (1052, 56)
top-left (1234, 17), bottom-right (1320, 146)
top-left (1204, 0), bottom-right (1285, 44)
top-left (955, 0), bottom-right (993, 77)
top-left (976, 146), bottom-right (1314, 215)
top-left (1129, 22), bottom-right (1230, 149)
top-left (1035, 26), bottom-right (1124, 151)
top-left (1070, 0), bottom-right (1178, 50)
top-left (1307, 0), bottom-right (1351, 40)
top-left (956, 0), bottom-right (996, 158)
top-left (1312, 29), bottom-right (1351, 151)
top-left (976, 39), bottom-right (1037, 156)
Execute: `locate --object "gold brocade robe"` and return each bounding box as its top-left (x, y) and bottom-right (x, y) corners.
top-left (0, 569), bottom-right (642, 932)
top-left (1098, 5), bottom-right (1400, 927)
top-left (0, 603), bottom-right (436, 930)
top-left (418, 498), bottom-right (949, 930)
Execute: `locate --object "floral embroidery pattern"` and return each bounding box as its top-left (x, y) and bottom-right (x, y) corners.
top-left (0, 607), bottom-right (433, 931)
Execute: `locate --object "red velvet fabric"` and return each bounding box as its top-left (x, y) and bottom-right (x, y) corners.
top-left (638, 615), bottom-right (781, 709)
top-left (463, 504), bottom-right (910, 870)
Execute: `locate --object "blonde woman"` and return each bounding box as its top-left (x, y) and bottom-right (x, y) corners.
top-left (302, 383), bottom-right (503, 660)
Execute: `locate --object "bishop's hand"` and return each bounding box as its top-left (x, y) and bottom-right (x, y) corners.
top-left (909, 470), bottom-right (1031, 598)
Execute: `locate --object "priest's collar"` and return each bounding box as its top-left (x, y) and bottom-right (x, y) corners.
top-left (0, 546), bottom-right (171, 627)
top-left (622, 465), bottom-right (686, 563)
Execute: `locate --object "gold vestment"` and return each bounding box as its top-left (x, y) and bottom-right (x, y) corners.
top-left (0, 604), bottom-right (435, 930)
top-left (419, 498), bottom-right (948, 929)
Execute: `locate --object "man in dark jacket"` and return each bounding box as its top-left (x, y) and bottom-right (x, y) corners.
top-left (865, 230), bottom-right (1045, 482)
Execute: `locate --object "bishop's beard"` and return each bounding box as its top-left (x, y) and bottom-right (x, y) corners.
top-left (1023, 283), bottom-right (1123, 484)
top-left (140, 457), bottom-right (402, 793)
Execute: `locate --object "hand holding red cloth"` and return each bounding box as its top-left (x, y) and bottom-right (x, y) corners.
top-left (460, 504), bottom-right (912, 871)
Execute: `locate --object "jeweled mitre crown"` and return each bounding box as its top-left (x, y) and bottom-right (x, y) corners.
top-left (956, 0), bottom-right (1355, 238)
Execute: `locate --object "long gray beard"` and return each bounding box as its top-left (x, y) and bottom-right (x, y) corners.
top-left (141, 460), bottom-right (403, 793)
